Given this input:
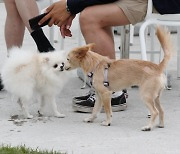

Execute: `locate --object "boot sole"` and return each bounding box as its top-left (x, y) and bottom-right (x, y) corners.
top-left (72, 103), bottom-right (127, 113)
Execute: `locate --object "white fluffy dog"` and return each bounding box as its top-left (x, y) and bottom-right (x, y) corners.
top-left (1, 48), bottom-right (69, 119)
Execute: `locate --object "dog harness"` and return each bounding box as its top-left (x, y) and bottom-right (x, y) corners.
top-left (87, 63), bottom-right (110, 87)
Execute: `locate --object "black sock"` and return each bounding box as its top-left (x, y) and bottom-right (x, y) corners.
top-left (31, 28), bottom-right (55, 53)
top-left (0, 75), bottom-right (4, 91)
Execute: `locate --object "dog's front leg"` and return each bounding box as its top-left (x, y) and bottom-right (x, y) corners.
top-left (81, 73), bottom-right (87, 89)
top-left (38, 95), bottom-right (45, 116)
top-left (101, 92), bottom-right (112, 126)
top-left (46, 96), bottom-right (65, 118)
top-left (84, 94), bottom-right (102, 123)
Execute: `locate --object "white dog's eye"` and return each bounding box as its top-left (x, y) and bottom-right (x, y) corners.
top-left (67, 58), bottom-right (69, 61)
top-left (53, 64), bottom-right (58, 68)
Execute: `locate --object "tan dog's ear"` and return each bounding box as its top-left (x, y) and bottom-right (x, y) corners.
top-left (87, 43), bottom-right (96, 51)
top-left (75, 43), bottom-right (96, 59)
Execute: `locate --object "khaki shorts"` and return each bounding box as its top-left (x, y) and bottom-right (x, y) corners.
top-left (114, 0), bottom-right (148, 25)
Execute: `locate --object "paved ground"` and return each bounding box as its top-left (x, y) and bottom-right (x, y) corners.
top-left (0, 3), bottom-right (180, 154)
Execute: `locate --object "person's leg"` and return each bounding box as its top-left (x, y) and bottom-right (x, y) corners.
top-left (14, 0), bottom-right (39, 33)
top-left (5, 0), bottom-right (54, 52)
top-left (4, 0), bottom-right (25, 49)
top-left (79, 3), bottom-right (130, 59)
top-left (14, 0), bottom-right (54, 52)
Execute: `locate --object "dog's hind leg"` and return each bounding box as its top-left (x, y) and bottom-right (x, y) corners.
top-left (84, 93), bottom-right (102, 123)
top-left (141, 95), bottom-right (158, 131)
top-left (17, 98), bottom-right (33, 119)
top-left (154, 92), bottom-right (164, 128)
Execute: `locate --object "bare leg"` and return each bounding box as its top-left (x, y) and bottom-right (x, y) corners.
top-left (79, 3), bottom-right (130, 59)
top-left (4, 0), bottom-right (39, 49)
top-left (4, 0), bottom-right (54, 52)
top-left (4, 0), bottom-right (25, 49)
top-left (14, 0), bottom-right (39, 32)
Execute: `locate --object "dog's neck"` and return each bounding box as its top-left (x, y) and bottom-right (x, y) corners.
top-left (80, 51), bottom-right (112, 75)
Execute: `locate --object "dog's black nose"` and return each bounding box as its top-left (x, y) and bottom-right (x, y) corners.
top-left (60, 62), bottom-right (65, 71)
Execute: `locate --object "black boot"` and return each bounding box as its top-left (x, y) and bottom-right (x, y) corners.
top-left (31, 28), bottom-right (55, 53)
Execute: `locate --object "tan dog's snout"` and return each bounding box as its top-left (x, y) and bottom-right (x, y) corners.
top-left (64, 60), bottom-right (71, 71)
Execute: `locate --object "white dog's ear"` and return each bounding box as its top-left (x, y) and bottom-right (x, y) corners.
top-left (43, 57), bottom-right (49, 63)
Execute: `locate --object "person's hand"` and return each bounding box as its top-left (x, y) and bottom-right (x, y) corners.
top-left (39, 0), bottom-right (71, 27)
top-left (60, 15), bottom-right (76, 38)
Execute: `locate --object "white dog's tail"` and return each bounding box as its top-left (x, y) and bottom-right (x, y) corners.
top-left (157, 26), bottom-right (174, 73)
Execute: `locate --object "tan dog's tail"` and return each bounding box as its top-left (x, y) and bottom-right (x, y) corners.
top-left (157, 26), bottom-right (174, 72)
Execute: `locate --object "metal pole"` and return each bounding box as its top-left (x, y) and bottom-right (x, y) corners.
top-left (120, 25), bottom-right (130, 59)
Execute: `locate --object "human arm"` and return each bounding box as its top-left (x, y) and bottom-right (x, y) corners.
top-left (153, 0), bottom-right (180, 14)
top-left (60, 15), bottom-right (75, 38)
top-left (39, 0), bottom-right (117, 26)
top-left (67, 0), bottom-right (118, 14)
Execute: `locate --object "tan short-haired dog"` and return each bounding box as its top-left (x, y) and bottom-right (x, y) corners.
top-left (65, 26), bottom-right (173, 131)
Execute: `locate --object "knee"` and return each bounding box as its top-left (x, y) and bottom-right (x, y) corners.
top-left (4, 0), bottom-right (16, 7)
top-left (4, 0), bottom-right (18, 17)
top-left (5, 0), bottom-right (15, 3)
top-left (79, 8), bottom-right (98, 31)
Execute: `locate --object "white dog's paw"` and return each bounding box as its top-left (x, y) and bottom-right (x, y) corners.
top-left (27, 114), bottom-right (33, 119)
top-left (54, 113), bottom-right (65, 118)
top-left (83, 117), bottom-right (95, 123)
top-left (101, 120), bottom-right (111, 126)
top-left (141, 125), bottom-right (152, 131)
top-left (38, 110), bottom-right (43, 117)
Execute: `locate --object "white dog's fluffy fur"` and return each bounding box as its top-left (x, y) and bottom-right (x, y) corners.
top-left (1, 48), bottom-right (69, 119)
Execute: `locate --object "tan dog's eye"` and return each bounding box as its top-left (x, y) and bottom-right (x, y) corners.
top-left (53, 64), bottom-right (58, 68)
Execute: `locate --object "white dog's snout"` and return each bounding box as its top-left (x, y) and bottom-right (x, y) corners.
top-left (60, 62), bottom-right (65, 71)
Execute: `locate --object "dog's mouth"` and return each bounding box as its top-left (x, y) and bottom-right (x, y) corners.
top-left (65, 67), bottom-right (70, 71)
top-left (60, 68), bottom-right (64, 71)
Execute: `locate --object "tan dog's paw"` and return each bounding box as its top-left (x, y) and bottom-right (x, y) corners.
top-left (54, 113), bottom-right (66, 118)
top-left (141, 125), bottom-right (152, 131)
top-left (101, 120), bottom-right (111, 126)
top-left (157, 124), bottom-right (164, 128)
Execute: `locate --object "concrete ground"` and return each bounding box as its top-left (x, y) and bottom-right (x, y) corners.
top-left (0, 3), bottom-right (180, 154)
